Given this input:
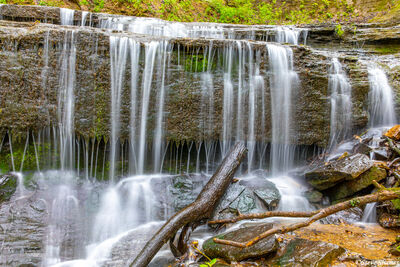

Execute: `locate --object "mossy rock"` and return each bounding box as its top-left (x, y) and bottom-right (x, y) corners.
top-left (0, 174), bottom-right (17, 203)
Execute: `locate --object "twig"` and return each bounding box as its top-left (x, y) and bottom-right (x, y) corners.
top-left (213, 190), bottom-right (400, 248)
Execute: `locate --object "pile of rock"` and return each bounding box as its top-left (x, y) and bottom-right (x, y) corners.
top-left (304, 125), bottom-right (400, 228)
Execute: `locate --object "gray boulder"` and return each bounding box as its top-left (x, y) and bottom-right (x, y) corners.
top-left (305, 153), bottom-right (373, 190)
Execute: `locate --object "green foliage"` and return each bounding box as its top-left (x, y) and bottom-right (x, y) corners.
top-left (350, 198), bottom-right (360, 207)
top-left (93, 0), bottom-right (105, 12)
top-left (335, 24), bottom-right (345, 37)
top-left (0, 0), bottom-right (6, 4)
top-left (392, 198), bottom-right (400, 210)
top-left (200, 258), bottom-right (217, 267)
top-left (79, 0), bottom-right (89, 6)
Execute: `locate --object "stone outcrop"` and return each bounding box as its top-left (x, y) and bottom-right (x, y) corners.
top-left (305, 153), bottom-right (373, 190)
top-left (0, 5), bottom-right (394, 148)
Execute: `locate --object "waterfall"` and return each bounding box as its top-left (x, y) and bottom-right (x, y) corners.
top-left (128, 40), bottom-right (141, 175)
top-left (109, 36), bottom-right (129, 181)
top-left (58, 31), bottom-right (76, 171)
top-left (275, 26), bottom-right (301, 45)
top-left (328, 58), bottom-right (352, 149)
top-left (153, 41), bottom-right (171, 173)
top-left (268, 43), bottom-right (298, 174)
top-left (368, 66), bottom-right (397, 127)
top-left (137, 42), bottom-right (159, 174)
top-left (81, 11), bottom-right (89, 26)
top-left (60, 8), bottom-right (75, 25)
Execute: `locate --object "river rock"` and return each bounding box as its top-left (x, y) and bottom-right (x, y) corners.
top-left (211, 178), bottom-right (281, 222)
top-left (0, 174), bottom-right (18, 203)
top-left (378, 213), bottom-right (400, 228)
top-left (320, 207), bottom-right (363, 224)
top-left (0, 193), bottom-right (47, 266)
top-left (202, 223), bottom-right (278, 262)
top-left (305, 153), bottom-right (373, 190)
top-left (326, 167), bottom-right (387, 201)
top-left (271, 238), bottom-right (345, 266)
top-left (303, 190), bottom-right (323, 203)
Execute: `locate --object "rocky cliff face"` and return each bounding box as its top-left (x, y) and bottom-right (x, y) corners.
top-left (0, 5), bottom-right (399, 149)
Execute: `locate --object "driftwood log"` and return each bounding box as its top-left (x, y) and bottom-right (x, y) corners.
top-left (129, 142), bottom-right (247, 267)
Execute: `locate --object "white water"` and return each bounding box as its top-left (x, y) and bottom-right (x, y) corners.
top-left (268, 43), bottom-right (298, 174)
top-left (328, 58), bottom-right (352, 149)
top-left (368, 66), bottom-right (397, 127)
top-left (58, 31), bottom-right (76, 171)
top-left (137, 42), bottom-right (159, 174)
top-left (60, 8), bottom-right (75, 26)
top-left (109, 36), bottom-right (129, 180)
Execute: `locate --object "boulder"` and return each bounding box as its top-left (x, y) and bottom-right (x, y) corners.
top-left (305, 154), bottom-right (373, 190)
top-left (378, 213), bottom-right (400, 228)
top-left (202, 223), bottom-right (278, 262)
top-left (271, 238), bottom-right (345, 267)
top-left (320, 207), bottom-right (363, 224)
top-left (211, 178), bottom-right (281, 222)
top-left (0, 174), bottom-right (17, 203)
top-left (303, 190), bottom-right (323, 203)
top-left (384, 125), bottom-right (400, 141)
top-left (326, 167), bottom-right (387, 201)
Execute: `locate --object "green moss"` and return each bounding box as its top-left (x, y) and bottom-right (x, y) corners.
top-left (373, 45), bottom-right (400, 54)
top-left (184, 54), bottom-right (211, 73)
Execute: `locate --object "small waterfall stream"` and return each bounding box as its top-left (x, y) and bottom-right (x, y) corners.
top-left (328, 58), bottom-right (352, 149)
top-left (368, 66), bottom-right (397, 127)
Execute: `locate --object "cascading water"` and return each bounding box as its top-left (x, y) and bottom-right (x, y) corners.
top-left (58, 31), bottom-right (77, 171)
top-left (368, 66), bottom-right (397, 127)
top-left (267, 43), bottom-right (298, 174)
top-left (109, 36), bottom-right (128, 181)
top-left (60, 8), bottom-right (75, 26)
top-left (328, 58), bottom-right (352, 149)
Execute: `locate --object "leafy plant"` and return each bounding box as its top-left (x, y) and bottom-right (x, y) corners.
top-left (335, 24), bottom-right (345, 37)
top-left (350, 198), bottom-right (360, 207)
top-left (200, 258), bottom-right (217, 267)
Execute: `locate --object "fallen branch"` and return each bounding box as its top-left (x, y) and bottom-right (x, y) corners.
top-left (213, 190), bottom-right (400, 248)
top-left (129, 142), bottom-right (247, 267)
top-left (386, 137), bottom-right (400, 157)
top-left (208, 211), bottom-right (319, 225)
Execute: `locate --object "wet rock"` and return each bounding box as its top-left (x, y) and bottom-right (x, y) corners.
top-left (239, 178), bottom-right (281, 210)
top-left (211, 178), bottom-right (280, 222)
top-left (271, 238), bottom-right (345, 267)
top-left (384, 125), bottom-right (400, 141)
top-left (352, 142), bottom-right (372, 155)
top-left (169, 175), bottom-right (196, 211)
top-left (371, 148), bottom-right (389, 160)
top-left (305, 154), bottom-right (373, 190)
top-left (303, 190), bottom-right (323, 203)
top-left (326, 167), bottom-right (387, 201)
top-left (378, 213), bottom-right (400, 228)
top-left (389, 237), bottom-right (400, 256)
top-left (320, 207), bottom-right (363, 224)
top-left (0, 193), bottom-right (47, 266)
top-left (0, 174), bottom-right (17, 203)
top-left (202, 223), bottom-right (278, 262)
